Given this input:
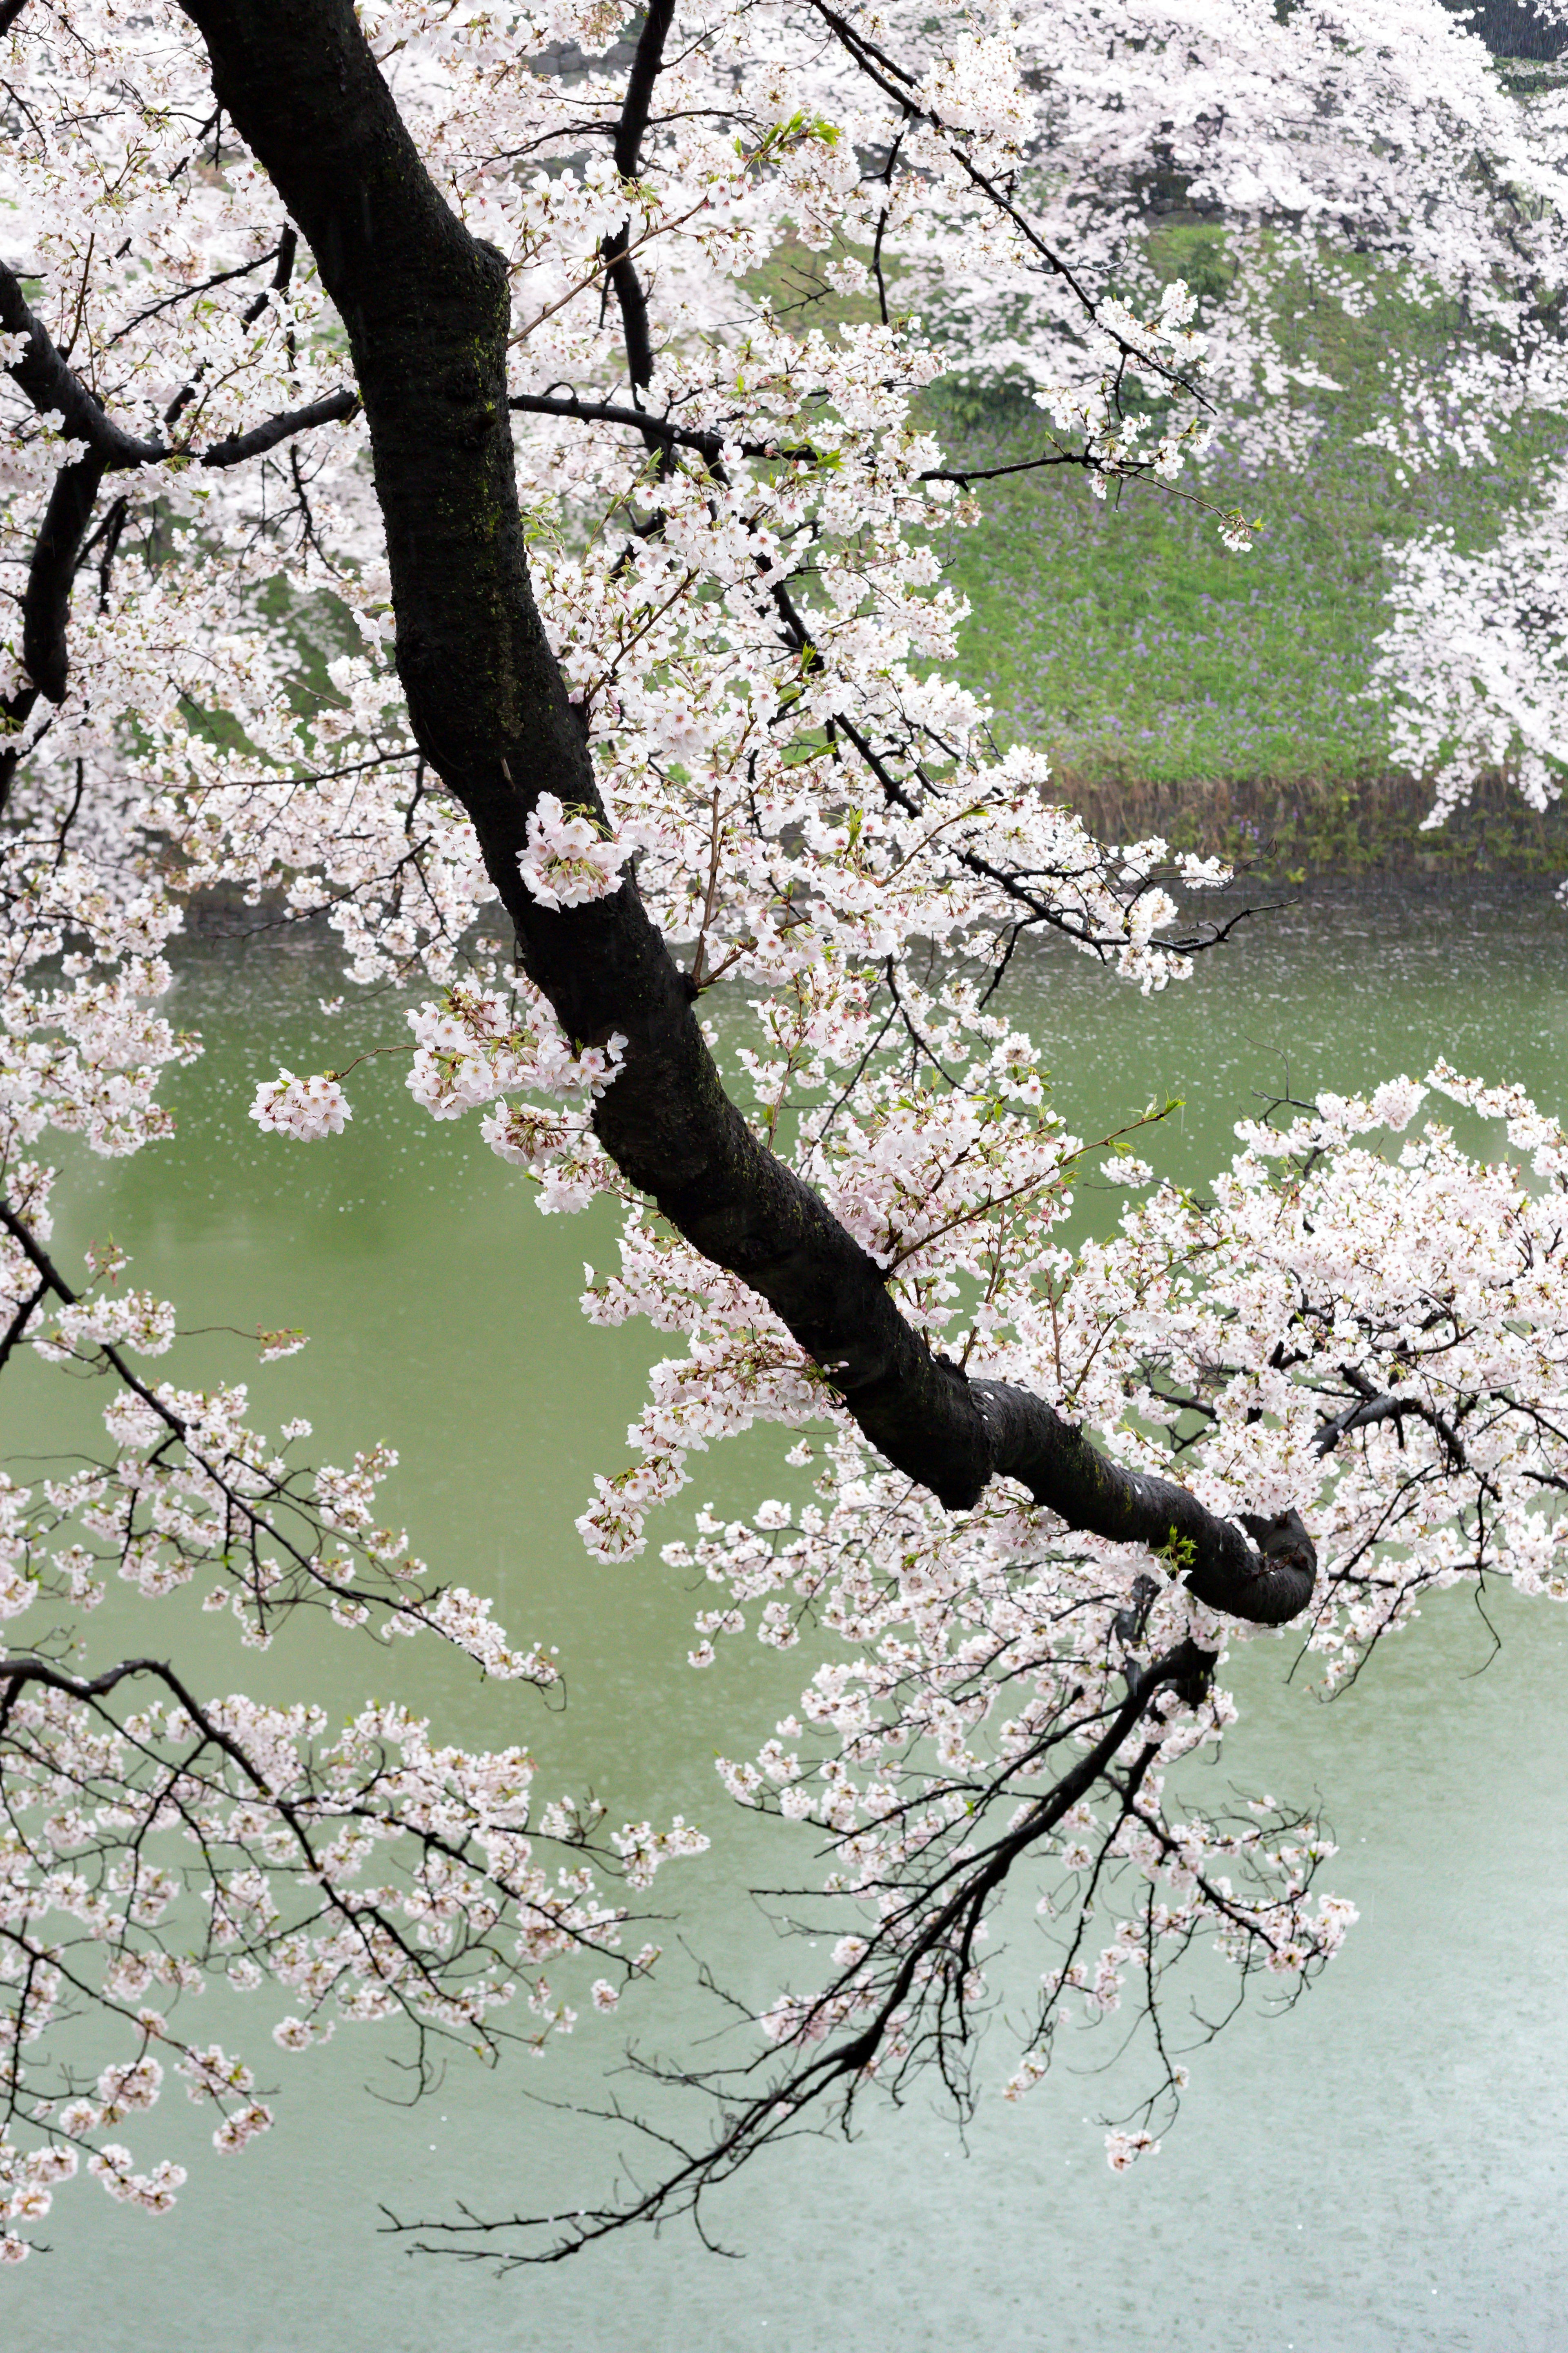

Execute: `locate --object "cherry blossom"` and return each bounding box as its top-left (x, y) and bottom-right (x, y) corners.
top-left (249, 1070), bottom-right (354, 1140)
top-left (518, 792), bottom-right (636, 912)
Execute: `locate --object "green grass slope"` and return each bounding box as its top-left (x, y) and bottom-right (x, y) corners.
top-left (924, 240), bottom-right (1568, 869)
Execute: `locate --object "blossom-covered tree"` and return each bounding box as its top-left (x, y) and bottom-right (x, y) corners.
top-left (3, 0), bottom-right (1568, 2268)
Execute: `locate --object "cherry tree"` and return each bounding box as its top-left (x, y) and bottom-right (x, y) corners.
top-left (977, 0), bottom-right (1568, 846)
top-left (1287, 2), bottom-right (1568, 838)
top-left (2, 0), bottom-right (1567, 2269)
top-left (1376, 479), bottom-right (1568, 838)
top-left (898, 0), bottom-right (1568, 849)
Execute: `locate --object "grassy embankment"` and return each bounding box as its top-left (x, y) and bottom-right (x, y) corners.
top-left (921, 230), bottom-right (1568, 877)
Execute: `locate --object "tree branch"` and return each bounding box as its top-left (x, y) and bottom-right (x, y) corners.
top-left (176, 0), bottom-right (1314, 1626)
top-left (802, 0), bottom-right (1207, 406)
top-left (0, 263), bottom-right (356, 736)
top-left (0, 1199), bottom-right (448, 1629)
top-left (1314, 1376), bottom-right (1469, 1470)
top-left (104, 235), bottom-right (290, 344)
top-left (0, 1275), bottom-right (45, 1373)
top-left (0, 262), bottom-right (165, 466)
top-left (199, 385), bottom-right (359, 466)
top-left (21, 447), bottom-right (106, 700)
top-left (387, 1635), bottom-right (1217, 2262)
top-left (506, 389), bottom-right (1111, 492)
top-left (508, 388), bottom-right (830, 470)
top-left (600, 0), bottom-right (675, 416)
top-left (509, 387), bottom-right (719, 451)
top-left (2, 256), bottom-right (356, 477)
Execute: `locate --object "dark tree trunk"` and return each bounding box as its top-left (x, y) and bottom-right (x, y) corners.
top-left (174, 0), bottom-right (1315, 1624)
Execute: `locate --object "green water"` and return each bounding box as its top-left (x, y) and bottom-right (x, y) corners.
top-left (6, 878), bottom-right (1568, 2351)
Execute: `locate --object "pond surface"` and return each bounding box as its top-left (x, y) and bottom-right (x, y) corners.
top-left (7, 877), bottom-right (1568, 2352)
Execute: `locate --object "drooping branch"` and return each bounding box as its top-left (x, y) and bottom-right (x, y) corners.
top-left (176, 0), bottom-right (1314, 1626)
top-left (0, 1648), bottom-right (626, 2102)
top-left (385, 1634), bottom-right (1218, 2264)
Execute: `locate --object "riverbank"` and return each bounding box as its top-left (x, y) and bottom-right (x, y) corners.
top-left (1049, 766), bottom-right (1568, 878)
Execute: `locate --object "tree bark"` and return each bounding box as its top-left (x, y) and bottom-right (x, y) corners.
top-left (174, 0), bottom-right (1315, 1625)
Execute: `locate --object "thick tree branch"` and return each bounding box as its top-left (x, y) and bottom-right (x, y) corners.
top-left (22, 447), bottom-right (106, 700)
top-left (602, 0), bottom-right (674, 391)
top-left (199, 385), bottom-right (359, 467)
top-left (0, 446), bottom-right (104, 810)
top-left (0, 688), bottom-right (40, 816)
top-left (0, 1274), bottom-right (45, 1372)
top-left (0, 262), bottom-right (165, 466)
top-left (0, 262), bottom-right (355, 734)
top-left (509, 387), bottom-right (720, 451)
top-left (1, 259), bottom-right (358, 478)
top-left (175, 0), bottom-right (1314, 1626)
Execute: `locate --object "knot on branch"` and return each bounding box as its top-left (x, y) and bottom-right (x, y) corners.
top-left (1235, 1508), bottom-right (1317, 1617)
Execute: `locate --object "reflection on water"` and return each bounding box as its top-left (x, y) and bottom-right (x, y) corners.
top-left (7, 879), bottom-right (1568, 2351)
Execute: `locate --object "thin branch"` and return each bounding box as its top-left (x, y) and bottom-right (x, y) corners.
top-left (803, 0), bottom-right (1206, 406)
top-left (199, 385), bottom-right (359, 467)
top-left (104, 237), bottom-right (288, 345)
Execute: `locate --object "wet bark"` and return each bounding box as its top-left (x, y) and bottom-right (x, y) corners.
top-left (175, 0), bottom-right (1314, 1624)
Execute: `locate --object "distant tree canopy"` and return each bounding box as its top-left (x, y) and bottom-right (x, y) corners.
top-left (1444, 0), bottom-right (1568, 60)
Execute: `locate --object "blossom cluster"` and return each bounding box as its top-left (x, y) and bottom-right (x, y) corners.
top-left (670, 1069), bottom-right (1568, 2170)
top-left (249, 1069), bottom-right (354, 1140)
top-left (0, 1653), bottom-right (705, 2260)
